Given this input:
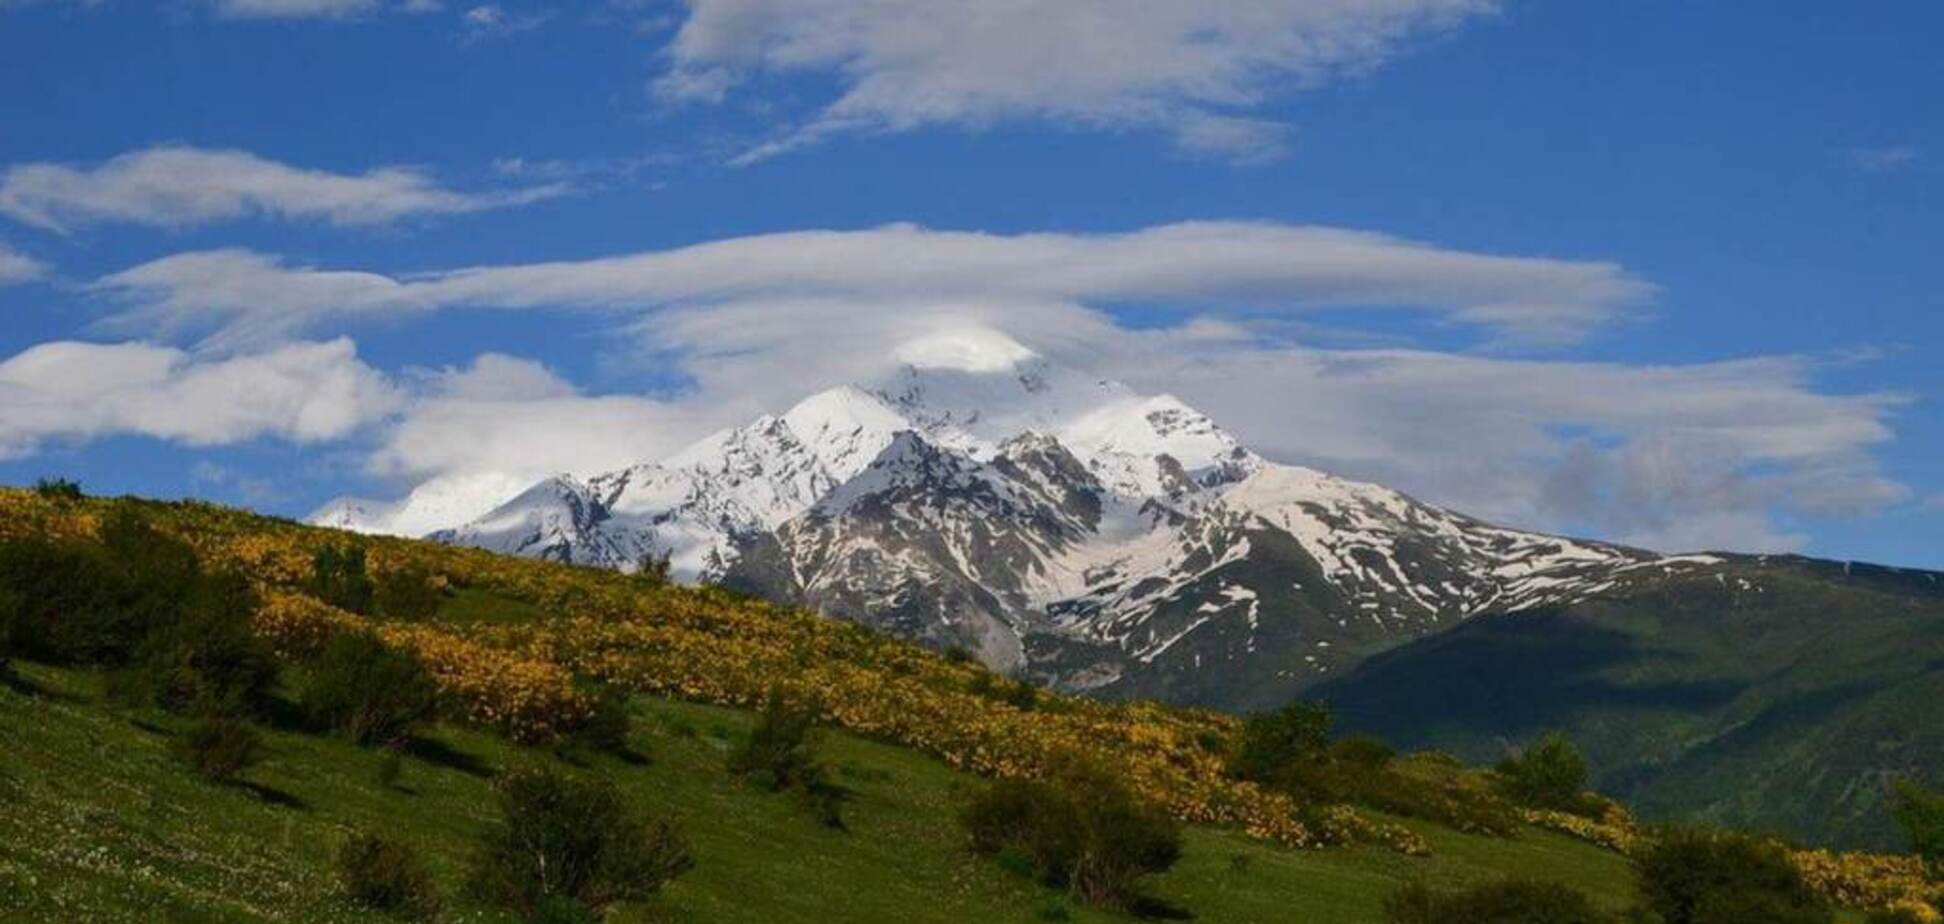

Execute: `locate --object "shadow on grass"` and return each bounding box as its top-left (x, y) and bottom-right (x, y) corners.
top-left (404, 736), bottom-right (495, 778)
top-left (1129, 896), bottom-right (1195, 920)
top-left (236, 780), bottom-right (310, 810)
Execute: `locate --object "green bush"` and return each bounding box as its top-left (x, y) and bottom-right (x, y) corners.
top-left (304, 632), bottom-right (439, 746)
top-left (960, 762), bottom-right (1182, 910)
top-left (969, 670), bottom-right (1041, 711)
top-left (127, 571), bottom-right (275, 715)
top-left (310, 542), bottom-right (376, 615)
top-left (0, 535), bottom-right (143, 664)
top-left (1, 511), bottom-right (276, 718)
top-left (31, 477), bottom-right (83, 501)
top-left (336, 831), bottom-right (438, 917)
top-left (467, 766), bottom-right (693, 918)
top-left (1632, 827), bottom-right (1831, 924)
top-left (728, 690), bottom-right (847, 827)
top-left (1227, 700), bottom-right (1333, 793)
top-left (373, 564), bottom-right (444, 620)
top-left (564, 683), bottom-right (635, 758)
top-left (176, 715), bottom-right (260, 783)
top-left (1890, 778), bottom-right (1944, 874)
top-left (1497, 732), bottom-right (1595, 814)
top-left (1385, 877), bottom-right (1619, 924)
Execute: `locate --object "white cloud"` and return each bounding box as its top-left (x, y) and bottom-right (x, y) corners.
top-left (91, 221), bottom-right (1652, 349)
top-left (211, 0), bottom-right (379, 18)
top-left (57, 219), bottom-right (1912, 554)
top-left (0, 338), bottom-right (400, 458)
top-left (0, 145), bottom-right (569, 233)
top-left (369, 354), bottom-right (703, 481)
top-left (459, 3), bottom-right (549, 41)
top-left (653, 0), bottom-right (1497, 162)
top-left (0, 242), bottom-right (45, 284)
top-left (1852, 145), bottom-right (1919, 173)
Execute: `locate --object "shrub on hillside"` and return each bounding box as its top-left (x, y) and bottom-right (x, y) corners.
top-left (467, 766), bottom-right (693, 919)
top-left (125, 571), bottom-right (276, 715)
top-left (1497, 732), bottom-right (1597, 815)
top-left (175, 715), bottom-right (261, 783)
top-left (374, 564), bottom-right (445, 620)
top-left (1, 510), bottom-right (277, 718)
top-left (310, 542), bottom-right (376, 615)
top-left (0, 536), bottom-right (135, 664)
top-left (1385, 877), bottom-right (1619, 924)
top-left (728, 690), bottom-right (845, 828)
top-left (1890, 778), bottom-right (1944, 875)
top-left (969, 670), bottom-right (1040, 711)
top-left (561, 683), bottom-right (635, 759)
top-left (336, 831), bottom-right (439, 918)
top-left (1633, 827), bottom-right (1833, 924)
top-left (960, 762), bottom-right (1183, 910)
top-left (1227, 700), bottom-right (1334, 796)
top-left (31, 477), bottom-right (83, 501)
top-left (304, 631), bottom-right (439, 746)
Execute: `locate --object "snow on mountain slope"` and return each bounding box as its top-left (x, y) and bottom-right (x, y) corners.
top-left (310, 471), bottom-right (534, 538)
top-left (326, 327), bottom-right (1730, 707)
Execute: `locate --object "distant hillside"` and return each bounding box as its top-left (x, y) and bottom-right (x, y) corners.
top-left (1314, 555), bottom-right (1944, 851)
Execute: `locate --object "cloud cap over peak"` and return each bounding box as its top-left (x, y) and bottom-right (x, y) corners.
top-left (91, 220), bottom-right (1653, 350)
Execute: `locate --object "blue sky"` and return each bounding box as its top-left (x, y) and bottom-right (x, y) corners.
top-left (0, 0), bottom-right (1938, 567)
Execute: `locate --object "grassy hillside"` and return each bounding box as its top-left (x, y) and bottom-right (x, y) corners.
top-left (0, 661), bottom-right (1650, 923)
top-left (1, 488), bottom-right (1937, 922)
top-left (1314, 557), bottom-right (1944, 850)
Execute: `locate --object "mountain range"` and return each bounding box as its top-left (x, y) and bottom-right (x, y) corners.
top-left (314, 328), bottom-right (1943, 848)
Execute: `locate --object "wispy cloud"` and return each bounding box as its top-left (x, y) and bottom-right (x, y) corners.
top-left (459, 4), bottom-right (548, 42)
top-left (210, 0), bottom-right (380, 19)
top-left (653, 0), bottom-right (1497, 164)
top-left (0, 241), bottom-right (45, 285)
top-left (89, 221), bottom-right (1652, 350)
top-left (1852, 145), bottom-right (1919, 173)
top-left (0, 146), bottom-right (569, 233)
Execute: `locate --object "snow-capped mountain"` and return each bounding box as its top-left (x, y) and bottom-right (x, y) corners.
top-left (313, 328), bottom-right (1726, 706)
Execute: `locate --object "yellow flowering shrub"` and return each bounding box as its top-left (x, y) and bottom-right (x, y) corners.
top-left (1526, 799), bottom-right (1941, 918)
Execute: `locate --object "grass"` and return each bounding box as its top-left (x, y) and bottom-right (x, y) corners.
top-left (0, 660), bottom-right (1648, 924)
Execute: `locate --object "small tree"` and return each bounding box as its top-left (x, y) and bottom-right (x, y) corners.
top-left (129, 571), bottom-right (276, 715)
top-left (960, 761), bottom-right (1182, 910)
top-left (31, 477), bottom-right (83, 501)
top-left (336, 831), bottom-right (439, 917)
top-left (176, 715), bottom-right (261, 783)
top-left (1497, 732), bottom-right (1592, 813)
top-left (1890, 778), bottom-right (1944, 875)
top-left (310, 542), bottom-right (376, 615)
top-left (729, 690), bottom-right (845, 827)
top-left (373, 564), bottom-right (445, 620)
top-left (304, 632), bottom-right (439, 746)
top-left (1227, 700), bottom-right (1335, 798)
top-left (467, 766), bottom-right (693, 919)
top-left (1633, 826), bottom-right (1831, 924)
top-left (635, 551), bottom-right (672, 584)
